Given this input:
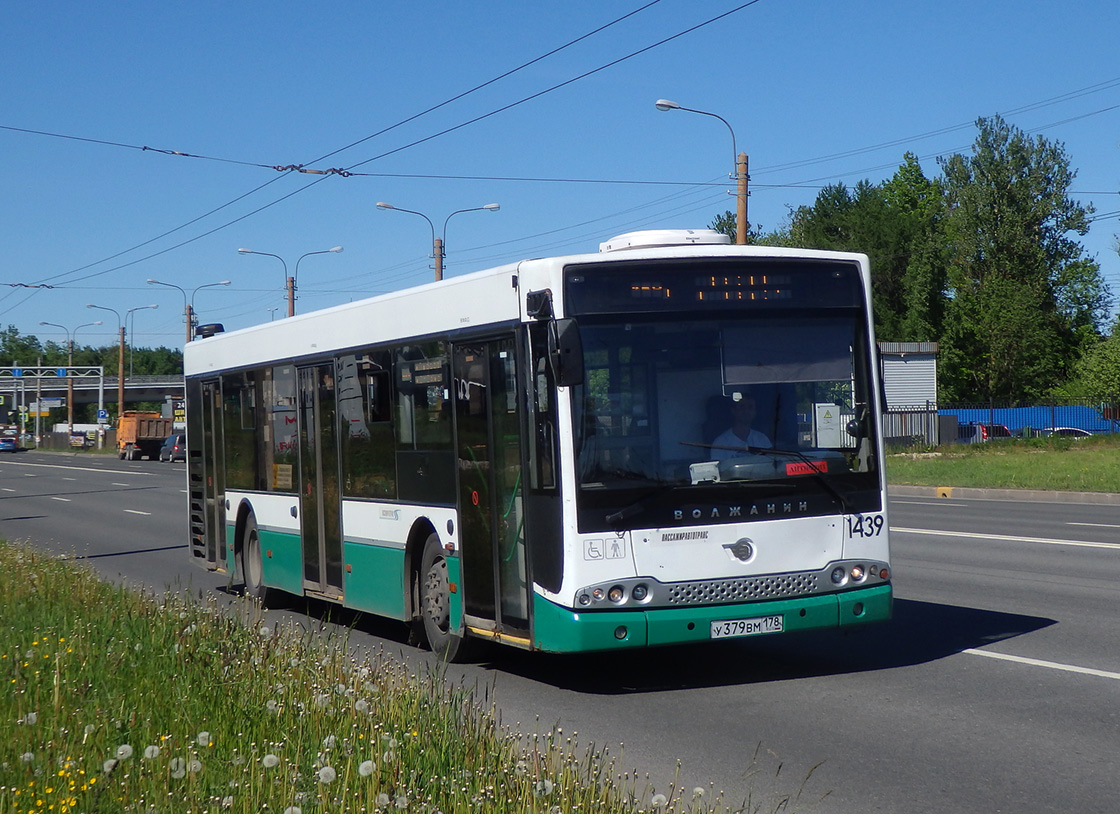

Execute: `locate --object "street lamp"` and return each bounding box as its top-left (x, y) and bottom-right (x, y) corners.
top-left (39, 319), bottom-right (102, 434)
top-left (86, 303), bottom-right (126, 421)
top-left (125, 305), bottom-right (159, 377)
top-left (655, 98), bottom-right (748, 244)
top-left (238, 246), bottom-right (342, 317)
top-left (376, 202), bottom-right (499, 281)
top-left (146, 279), bottom-right (231, 344)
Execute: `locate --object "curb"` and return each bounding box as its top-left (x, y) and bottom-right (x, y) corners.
top-left (888, 484), bottom-right (1120, 505)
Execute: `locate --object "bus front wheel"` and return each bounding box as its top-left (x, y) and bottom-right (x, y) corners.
top-left (240, 515), bottom-right (270, 604)
top-left (419, 533), bottom-right (470, 662)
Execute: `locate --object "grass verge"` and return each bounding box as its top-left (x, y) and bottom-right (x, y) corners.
top-left (0, 542), bottom-right (818, 814)
top-left (886, 434), bottom-right (1120, 492)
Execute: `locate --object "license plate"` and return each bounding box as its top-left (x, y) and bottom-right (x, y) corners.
top-left (710, 615), bottom-right (784, 639)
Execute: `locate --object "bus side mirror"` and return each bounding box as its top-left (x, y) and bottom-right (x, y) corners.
top-left (548, 318), bottom-right (584, 387)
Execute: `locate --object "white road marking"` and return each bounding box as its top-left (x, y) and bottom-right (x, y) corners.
top-left (1067, 521), bottom-right (1120, 529)
top-left (891, 527), bottom-right (1120, 551)
top-left (3, 461), bottom-right (154, 477)
top-left (965, 649), bottom-right (1120, 681)
top-left (50, 497), bottom-right (71, 502)
top-left (889, 499), bottom-right (968, 506)
top-left (123, 509), bottom-right (151, 516)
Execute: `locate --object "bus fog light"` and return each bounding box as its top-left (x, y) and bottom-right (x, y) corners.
top-left (850, 565), bottom-right (865, 582)
top-left (632, 584), bottom-right (648, 601)
top-left (608, 585), bottom-right (625, 603)
top-left (592, 588), bottom-right (605, 601)
top-left (578, 593), bottom-right (591, 606)
top-left (831, 567), bottom-right (846, 585)
top-left (614, 626), bottom-right (628, 640)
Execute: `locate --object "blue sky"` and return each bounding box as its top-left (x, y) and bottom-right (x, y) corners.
top-left (2, 0), bottom-right (1118, 351)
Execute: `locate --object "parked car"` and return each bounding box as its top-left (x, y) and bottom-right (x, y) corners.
top-left (158, 433), bottom-right (186, 462)
top-left (1042, 427), bottom-right (1092, 438)
top-left (957, 423), bottom-right (1012, 443)
top-left (0, 432), bottom-right (18, 453)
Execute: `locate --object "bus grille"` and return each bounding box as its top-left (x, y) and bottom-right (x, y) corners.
top-left (667, 572), bottom-right (818, 605)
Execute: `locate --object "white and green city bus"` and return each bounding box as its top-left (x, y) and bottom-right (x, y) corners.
top-left (185, 229), bottom-right (891, 660)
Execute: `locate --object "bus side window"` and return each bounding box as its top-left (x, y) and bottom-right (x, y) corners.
top-left (339, 350), bottom-right (397, 499)
top-left (529, 324), bottom-right (558, 491)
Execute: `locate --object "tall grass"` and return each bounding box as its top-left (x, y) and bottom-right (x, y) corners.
top-left (0, 542), bottom-right (817, 814)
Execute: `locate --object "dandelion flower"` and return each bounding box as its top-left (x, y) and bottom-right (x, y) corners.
top-left (318, 766), bottom-right (337, 784)
top-left (143, 745), bottom-right (160, 760)
top-left (188, 759), bottom-right (203, 774)
top-left (692, 786), bottom-right (705, 799)
top-left (322, 735), bottom-right (337, 750)
top-left (170, 757), bottom-right (186, 779)
top-left (266, 700), bottom-right (280, 714)
top-left (283, 808), bottom-right (302, 814)
top-left (377, 793), bottom-right (390, 806)
top-left (263, 754), bottom-right (280, 769)
top-left (259, 626), bottom-right (273, 639)
top-left (394, 793), bottom-right (409, 808)
top-left (535, 779), bottom-right (554, 797)
top-left (115, 744), bottom-right (134, 760)
top-left (355, 699), bottom-right (370, 714)
top-left (102, 758), bottom-right (118, 774)
top-left (20, 752), bottom-right (34, 763)
top-left (197, 731), bottom-right (211, 747)
top-left (314, 693), bottom-right (330, 709)
top-left (651, 793), bottom-right (668, 809)
top-left (358, 760), bottom-right (375, 777)
top-left (382, 750), bottom-right (396, 763)
top-left (222, 796), bottom-right (234, 808)
top-left (22, 712), bottom-right (38, 725)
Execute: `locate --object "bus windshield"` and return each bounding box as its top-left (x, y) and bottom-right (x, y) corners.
top-left (570, 311), bottom-right (879, 527)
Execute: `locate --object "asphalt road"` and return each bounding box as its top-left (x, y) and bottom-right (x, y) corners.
top-left (2, 450), bottom-right (1117, 813)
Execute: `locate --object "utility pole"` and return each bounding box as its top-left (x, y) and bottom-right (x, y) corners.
top-left (736, 151), bottom-right (749, 245)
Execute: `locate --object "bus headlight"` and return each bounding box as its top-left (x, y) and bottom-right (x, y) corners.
top-left (607, 585), bottom-right (625, 603)
top-left (850, 565), bottom-right (865, 582)
top-left (831, 567), bottom-right (847, 585)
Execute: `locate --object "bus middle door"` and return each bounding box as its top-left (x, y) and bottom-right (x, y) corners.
top-left (297, 364), bottom-right (343, 599)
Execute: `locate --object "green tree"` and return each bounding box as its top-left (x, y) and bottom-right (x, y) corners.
top-left (938, 115), bottom-right (1107, 401)
top-left (0, 326), bottom-right (44, 366)
top-left (785, 180), bottom-right (915, 340)
top-left (708, 210), bottom-right (761, 244)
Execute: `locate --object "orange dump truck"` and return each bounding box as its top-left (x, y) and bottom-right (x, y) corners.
top-left (117, 411), bottom-right (173, 460)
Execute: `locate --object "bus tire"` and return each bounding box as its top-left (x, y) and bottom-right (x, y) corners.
top-left (419, 533), bottom-right (471, 662)
top-left (240, 515), bottom-right (270, 604)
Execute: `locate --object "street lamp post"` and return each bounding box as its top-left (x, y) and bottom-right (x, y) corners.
top-left (655, 99), bottom-right (748, 244)
top-left (125, 304), bottom-right (159, 377)
top-left (376, 202), bottom-right (499, 281)
top-left (39, 319), bottom-right (102, 435)
top-left (86, 304), bottom-right (126, 422)
top-left (147, 279), bottom-right (231, 343)
top-left (239, 246), bottom-right (342, 317)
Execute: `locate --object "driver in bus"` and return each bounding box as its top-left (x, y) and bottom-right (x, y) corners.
top-left (709, 391), bottom-right (772, 460)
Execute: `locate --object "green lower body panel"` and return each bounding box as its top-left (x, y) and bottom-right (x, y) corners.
top-left (258, 527), bottom-right (304, 595)
top-left (532, 583), bottom-right (892, 653)
top-left (343, 542), bottom-right (406, 620)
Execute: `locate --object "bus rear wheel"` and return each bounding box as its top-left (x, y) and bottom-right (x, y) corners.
top-left (419, 533), bottom-right (470, 662)
top-left (240, 515), bottom-right (270, 603)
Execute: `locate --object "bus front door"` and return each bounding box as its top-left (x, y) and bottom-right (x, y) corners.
top-left (297, 364), bottom-right (343, 598)
top-left (454, 338), bottom-right (529, 638)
